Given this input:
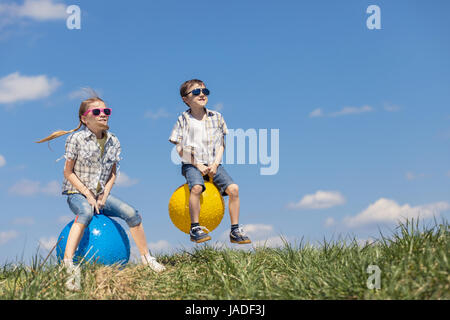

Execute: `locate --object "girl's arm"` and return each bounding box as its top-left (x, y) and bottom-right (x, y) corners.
top-left (97, 163), bottom-right (116, 208)
top-left (103, 163), bottom-right (116, 198)
top-left (64, 159), bottom-right (100, 213)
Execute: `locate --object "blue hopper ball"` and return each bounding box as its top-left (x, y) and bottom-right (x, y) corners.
top-left (56, 214), bottom-right (130, 266)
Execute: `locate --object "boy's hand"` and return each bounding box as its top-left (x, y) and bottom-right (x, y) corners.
top-left (196, 163), bottom-right (210, 176)
top-left (207, 163), bottom-right (219, 180)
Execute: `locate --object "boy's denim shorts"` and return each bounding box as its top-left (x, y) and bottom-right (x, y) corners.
top-left (65, 193), bottom-right (142, 227)
top-left (181, 163), bottom-right (235, 196)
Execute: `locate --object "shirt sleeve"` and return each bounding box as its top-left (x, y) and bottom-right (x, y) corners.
top-left (114, 138), bottom-right (122, 163)
top-left (169, 117), bottom-right (183, 145)
top-left (220, 114), bottom-right (229, 136)
top-left (64, 134), bottom-right (78, 160)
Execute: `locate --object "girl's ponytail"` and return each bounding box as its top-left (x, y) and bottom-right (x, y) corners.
top-left (35, 121), bottom-right (83, 143)
top-left (35, 93), bottom-right (103, 144)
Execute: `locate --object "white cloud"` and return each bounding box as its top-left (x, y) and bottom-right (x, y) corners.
top-left (309, 108), bottom-right (324, 118)
top-left (252, 236), bottom-right (287, 248)
top-left (148, 240), bottom-right (172, 253)
top-left (115, 172), bottom-right (139, 188)
top-left (68, 87), bottom-right (102, 100)
top-left (330, 105), bottom-right (373, 117)
top-left (344, 198), bottom-right (450, 228)
top-left (0, 0), bottom-right (67, 23)
top-left (41, 180), bottom-right (60, 195)
top-left (8, 179), bottom-right (60, 196)
top-left (405, 171), bottom-right (425, 181)
top-left (213, 103), bottom-right (224, 112)
top-left (0, 230), bottom-right (19, 245)
top-left (0, 72), bottom-right (61, 104)
top-left (58, 215), bottom-right (73, 225)
top-left (241, 224), bottom-right (274, 238)
top-left (0, 154), bottom-right (5, 167)
top-left (324, 217), bottom-right (336, 227)
top-left (144, 108), bottom-right (171, 120)
top-left (217, 224), bottom-right (288, 249)
top-left (287, 190), bottom-right (346, 210)
top-left (38, 236), bottom-right (57, 251)
top-left (310, 105), bottom-right (374, 118)
top-left (383, 104), bottom-right (401, 112)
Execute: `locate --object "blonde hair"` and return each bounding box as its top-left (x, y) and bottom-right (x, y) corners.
top-left (36, 95), bottom-right (104, 143)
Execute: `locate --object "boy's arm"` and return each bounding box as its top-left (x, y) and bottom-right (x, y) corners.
top-left (176, 143), bottom-right (209, 175)
top-left (208, 145), bottom-right (224, 178)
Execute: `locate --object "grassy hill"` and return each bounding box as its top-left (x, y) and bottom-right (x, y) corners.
top-left (1, 219), bottom-right (448, 300)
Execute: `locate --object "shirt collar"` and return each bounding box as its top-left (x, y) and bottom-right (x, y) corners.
top-left (186, 107), bottom-right (214, 117)
top-left (81, 125), bottom-right (112, 142)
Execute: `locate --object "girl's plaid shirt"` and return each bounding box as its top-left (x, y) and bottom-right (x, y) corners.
top-left (168, 108), bottom-right (228, 165)
top-left (62, 126), bottom-right (122, 196)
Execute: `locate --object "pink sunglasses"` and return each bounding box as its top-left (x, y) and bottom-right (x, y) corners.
top-left (83, 107), bottom-right (112, 116)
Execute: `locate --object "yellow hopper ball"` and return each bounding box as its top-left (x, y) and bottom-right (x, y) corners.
top-left (168, 181), bottom-right (225, 234)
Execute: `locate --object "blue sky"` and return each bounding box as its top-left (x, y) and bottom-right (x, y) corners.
top-left (0, 0), bottom-right (449, 265)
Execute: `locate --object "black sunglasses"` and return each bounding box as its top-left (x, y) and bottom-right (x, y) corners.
top-left (186, 88), bottom-right (210, 96)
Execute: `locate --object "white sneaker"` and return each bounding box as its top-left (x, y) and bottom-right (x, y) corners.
top-left (64, 263), bottom-right (81, 291)
top-left (142, 255), bottom-right (166, 273)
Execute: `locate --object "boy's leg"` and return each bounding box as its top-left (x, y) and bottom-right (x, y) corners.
top-left (211, 165), bottom-right (239, 224)
top-left (189, 185), bottom-right (203, 224)
top-left (213, 166), bottom-right (251, 244)
top-left (225, 184), bottom-right (240, 225)
top-left (182, 163), bottom-right (211, 243)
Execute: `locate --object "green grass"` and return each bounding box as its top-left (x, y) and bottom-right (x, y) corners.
top-left (1, 219), bottom-right (448, 300)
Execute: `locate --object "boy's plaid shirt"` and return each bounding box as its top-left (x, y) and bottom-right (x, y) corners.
top-left (169, 108), bottom-right (228, 164)
top-left (62, 126), bottom-right (122, 195)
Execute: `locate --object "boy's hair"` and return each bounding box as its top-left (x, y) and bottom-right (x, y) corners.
top-left (180, 79), bottom-right (205, 107)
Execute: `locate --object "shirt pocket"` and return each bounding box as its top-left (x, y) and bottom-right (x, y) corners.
top-left (102, 147), bottom-right (120, 170)
top-left (79, 147), bottom-right (100, 167)
top-left (209, 127), bottom-right (223, 146)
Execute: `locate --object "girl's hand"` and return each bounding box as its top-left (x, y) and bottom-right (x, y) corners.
top-left (97, 193), bottom-right (108, 210)
top-left (86, 193), bottom-right (100, 214)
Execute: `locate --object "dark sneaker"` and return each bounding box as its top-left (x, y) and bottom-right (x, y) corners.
top-left (190, 226), bottom-right (212, 243)
top-left (230, 227), bottom-right (252, 244)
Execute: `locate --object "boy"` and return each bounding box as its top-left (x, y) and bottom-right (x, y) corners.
top-left (169, 79), bottom-right (251, 244)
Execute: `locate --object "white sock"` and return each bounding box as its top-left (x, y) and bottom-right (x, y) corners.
top-left (63, 258), bottom-right (74, 268)
top-left (141, 253), bottom-right (154, 264)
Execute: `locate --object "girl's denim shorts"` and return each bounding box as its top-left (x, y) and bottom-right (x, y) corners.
top-left (65, 193), bottom-right (142, 227)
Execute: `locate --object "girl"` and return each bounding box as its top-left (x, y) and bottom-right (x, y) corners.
top-left (37, 94), bottom-right (165, 290)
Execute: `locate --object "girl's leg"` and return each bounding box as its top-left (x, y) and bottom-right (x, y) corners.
top-left (63, 222), bottom-right (86, 259)
top-left (101, 194), bottom-right (148, 253)
top-left (129, 222), bottom-right (149, 256)
top-left (102, 194), bottom-right (165, 271)
top-left (64, 194), bottom-right (94, 260)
